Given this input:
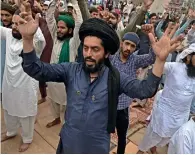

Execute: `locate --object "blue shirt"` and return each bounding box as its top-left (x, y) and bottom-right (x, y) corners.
top-left (110, 50), bottom-right (155, 110)
top-left (22, 50), bottom-right (161, 153)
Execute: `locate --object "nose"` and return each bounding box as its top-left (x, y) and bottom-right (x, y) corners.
top-left (12, 23), bottom-right (17, 29)
top-left (2, 15), bottom-right (6, 20)
top-left (126, 45), bottom-right (131, 51)
top-left (85, 48), bottom-right (93, 57)
top-left (57, 28), bottom-right (61, 33)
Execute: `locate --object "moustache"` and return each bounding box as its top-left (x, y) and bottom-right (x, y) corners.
top-left (12, 29), bottom-right (19, 33)
top-left (108, 21), bottom-right (113, 25)
top-left (84, 57), bottom-right (96, 63)
top-left (2, 19), bottom-right (9, 22)
top-left (124, 50), bottom-right (130, 53)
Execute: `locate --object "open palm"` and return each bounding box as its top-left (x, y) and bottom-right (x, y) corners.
top-left (17, 3), bottom-right (39, 40)
top-left (148, 23), bottom-right (183, 61)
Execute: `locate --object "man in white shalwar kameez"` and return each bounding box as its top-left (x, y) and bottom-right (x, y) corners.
top-left (137, 43), bottom-right (195, 154)
top-left (0, 13), bottom-right (45, 152)
top-left (45, 0), bottom-right (82, 128)
top-left (168, 117), bottom-right (195, 154)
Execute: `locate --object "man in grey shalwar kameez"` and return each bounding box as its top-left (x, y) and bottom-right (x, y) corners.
top-left (17, 7), bottom-right (182, 153)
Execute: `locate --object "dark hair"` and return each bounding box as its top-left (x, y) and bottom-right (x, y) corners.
top-left (14, 9), bottom-right (21, 15)
top-left (67, 6), bottom-right (73, 9)
top-left (89, 7), bottom-right (98, 14)
top-left (190, 20), bottom-right (195, 25)
top-left (182, 52), bottom-right (195, 63)
top-left (149, 13), bottom-right (157, 19)
top-left (1, 2), bottom-right (17, 15)
top-left (110, 11), bottom-right (119, 20)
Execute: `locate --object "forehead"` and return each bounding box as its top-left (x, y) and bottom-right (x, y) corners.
top-left (84, 36), bottom-right (103, 47)
top-left (12, 15), bottom-right (20, 22)
top-left (110, 13), bottom-right (117, 19)
top-left (92, 11), bottom-right (98, 14)
top-left (123, 40), bottom-right (136, 46)
top-left (1, 10), bottom-right (12, 15)
top-left (151, 16), bottom-right (157, 19)
top-left (57, 20), bottom-right (67, 27)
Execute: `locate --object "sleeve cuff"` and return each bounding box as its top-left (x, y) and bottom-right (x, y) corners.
top-left (23, 50), bottom-right (38, 65)
top-left (147, 70), bottom-right (161, 85)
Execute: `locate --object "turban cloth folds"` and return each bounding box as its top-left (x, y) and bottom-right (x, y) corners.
top-left (57, 15), bottom-right (75, 29)
top-left (79, 18), bottom-right (120, 55)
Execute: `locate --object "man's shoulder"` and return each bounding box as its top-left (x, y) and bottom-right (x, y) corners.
top-left (177, 119), bottom-right (195, 137)
top-left (2, 26), bottom-right (12, 34)
top-left (61, 62), bottom-right (83, 71)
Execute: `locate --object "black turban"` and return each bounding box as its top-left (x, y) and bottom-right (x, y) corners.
top-left (79, 18), bottom-right (121, 134)
top-left (1, 2), bottom-right (17, 15)
top-left (79, 18), bottom-right (120, 55)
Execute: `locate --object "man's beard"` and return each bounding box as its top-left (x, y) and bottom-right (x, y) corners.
top-left (3, 22), bottom-right (12, 28)
top-left (57, 32), bottom-right (68, 41)
top-left (186, 61), bottom-right (195, 78)
top-left (108, 22), bottom-right (117, 30)
top-left (12, 31), bottom-right (22, 40)
top-left (83, 56), bottom-right (104, 73)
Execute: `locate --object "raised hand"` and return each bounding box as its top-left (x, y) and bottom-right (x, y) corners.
top-left (141, 24), bottom-right (155, 36)
top-left (17, 2), bottom-right (39, 40)
top-left (148, 22), bottom-right (183, 62)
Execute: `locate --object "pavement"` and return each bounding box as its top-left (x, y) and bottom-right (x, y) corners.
top-left (1, 97), bottom-right (168, 154)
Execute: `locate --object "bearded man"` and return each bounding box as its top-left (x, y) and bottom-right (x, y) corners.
top-left (16, 1), bottom-right (182, 151)
top-left (0, 11), bottom-right (45, 152)
top-left (45, 0), bottom-right (83, 128)
top-left (0, 2), bottom-right (17, 99)
top-left (138, 43), bottom-right (195, 154)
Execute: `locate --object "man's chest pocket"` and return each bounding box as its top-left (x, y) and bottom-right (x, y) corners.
top-left (69, 87), bottom-right (88, 105)
top-left (92, 89), bottom-right (108, 103)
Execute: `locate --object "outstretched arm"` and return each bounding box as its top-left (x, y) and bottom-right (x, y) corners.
top-left (173, 18), bottom-right (192, 38)
top-left (121, 23), bottom-right (183, 99)
top-left (155, 20), bottom-right (164, 39)
top-left (69, 0), bottom-right (83, 60)
top-left (119, 0), bottom-right (154, 39)
top-left (16, 2), bottom-right (70, 82)
top-left (135, 48), bottom-right (155, 69)
top-left (22, 49), bottom-right (70, 83)
top-left (78, 0), bottom-right (90, 21)
top-left (46, 0), bottom-right (58, 39)
top-left (33, 27), bottom-right (46, 58)
top-left (120, 70), bottom-right (160, 99)
top-left (119, 8), bottom-right (146, 39)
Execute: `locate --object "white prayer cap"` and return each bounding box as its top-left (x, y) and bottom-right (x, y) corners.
top-left (58, 1), bottom-right (65, 12)
top-left (67, 2), bottom-right (73, 7)
top-left (44, 1), bottom-right (50, 6)
top-left (59, 1), bottom-right (64, 6)
top-left (177, 43), bottom-right (195, 62)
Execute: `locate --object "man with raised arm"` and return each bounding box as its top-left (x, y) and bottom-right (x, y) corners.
top-left (17, 4), bottom-right (181, 153)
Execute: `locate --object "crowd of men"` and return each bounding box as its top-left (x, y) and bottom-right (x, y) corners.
top-left (0, 0), bottom-right (195, 153)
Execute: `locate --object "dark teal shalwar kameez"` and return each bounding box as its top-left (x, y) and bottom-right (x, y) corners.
top-left (22, 50), bottom-right (161, 154)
